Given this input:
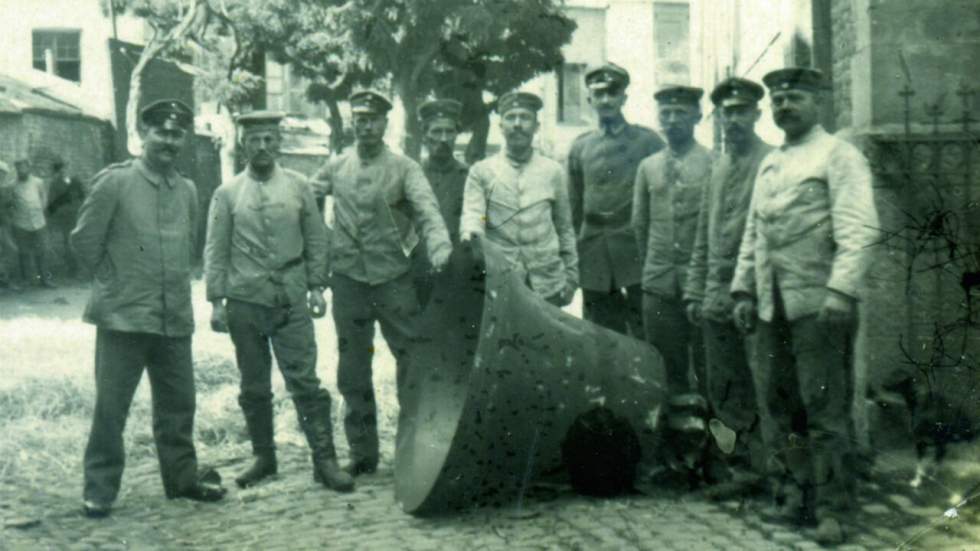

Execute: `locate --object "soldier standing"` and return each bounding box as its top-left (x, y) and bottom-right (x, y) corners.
top-left (313, 90), bottom-right (451, 477)
top-left (72, 99), bottom-right (226, 518)
top-left (460, 91), bottom-right (579, 306)
top-left (683, 77), bottom-right (772, 490)
top-left (412, 98), bottom-right (469, 307)
top-left (567, 63), bottom-right (664, 335)
top-left (46, 159), bottom-right (86, 280)
top-left (632, 85), bottom-right (711, 396)
top-left (9, 158), bottom-right (55, 287)
top-left (204, 111), bottom-right (354, 493)
top-left (731, 68), bottom-right (878, 544)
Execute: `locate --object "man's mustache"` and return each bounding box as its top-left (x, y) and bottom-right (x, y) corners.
top-left (774, 111), bottom-right (798, 123)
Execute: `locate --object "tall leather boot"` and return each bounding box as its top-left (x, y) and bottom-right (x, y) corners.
top-left (296, 391), bottom-right (354, 493)
top-left (342, 401), bottom-right (380, 476)
top-left (235, 402), bottom-right (277, 489)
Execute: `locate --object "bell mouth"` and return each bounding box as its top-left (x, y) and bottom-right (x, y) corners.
top-left (394, 243), bottom-right (667, 515)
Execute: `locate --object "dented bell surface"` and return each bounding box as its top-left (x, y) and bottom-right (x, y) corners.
top-left (394, 241), bottom-right (668, 515)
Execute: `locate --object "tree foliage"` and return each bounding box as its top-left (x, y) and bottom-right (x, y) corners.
top-left (244, 0), bottom-right (576, 161)
top-left (106, 0), bottom-right (576, 161)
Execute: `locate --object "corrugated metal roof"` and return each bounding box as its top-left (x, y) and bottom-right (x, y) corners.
top-left (0, 72), bottom-right (90, 118)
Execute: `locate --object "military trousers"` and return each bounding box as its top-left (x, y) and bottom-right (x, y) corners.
top-left (226, 299), bottom-right (328, 409)
top-left (83, 329), bottom-right (199, 505)
top-left (582, 283), bottom-right (644, 337)
top-left (641, 292), bottom-right (706, 396)
top-left (702, 319), bottom-right (764, 472)
top-left (755, 289), bottom-right (854, 517)
top-left (332, 271), bottom-right (420, 465)
top-left (11, 225), bottom-right (51, 284)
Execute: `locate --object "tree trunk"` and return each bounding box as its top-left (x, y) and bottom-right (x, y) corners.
top-left (125, 42), bottom-right (165, 156)
top-left (325, 97), bottom-right (345, 153)
top-left (465, 104), bottom-right (491, 164)
top-left (398, 79), bottom-right (423, 161)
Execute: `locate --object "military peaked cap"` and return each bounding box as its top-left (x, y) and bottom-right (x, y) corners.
top-left (350, 90), bottom-right (393, 115)
top-left (418, 99), bottom-right (463, 123)
top-left (236, 110), bottom-right (285, 130)
top-left (496, 91), bottom-right (543, 114)
top-left (654, 85), bottom-right (704, 106)
top-left (585, 63), bottom-right (630, 91)
top-left (140, 99), bottom-right (193, 129)
top-left (762, 67), bottom-right (828, 93)
top-left (710, 77), bottom-right (765, 107)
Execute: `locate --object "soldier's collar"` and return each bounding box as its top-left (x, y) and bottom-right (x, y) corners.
top-left (247, 162), bottom-right (280, 182)
top-left (504, 147), bottom-right (534, 167)
top-left (425, 155), bottom-right (458, 173)
top-left (600, 114), bottom-right (627, 136)
top-left (136, 158), bottom-right (176, 188)
top-left (782, 124), bottom-right (824, 148)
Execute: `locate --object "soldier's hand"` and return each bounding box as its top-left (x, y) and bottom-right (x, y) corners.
top-left (732, 298), bottom-right (756, 334)
top-left (430, 246), bottom-right (451, 274)
top-left (308, 291), bottom-right (328, 319)
top-left (685, 301), bottom-right (703, 326)
top-left (210, 301), bottom-right (228, 333)
top-left (460, 233), bottom-right (486, 274)
top-left (817, 291), bottom-right (855, 326)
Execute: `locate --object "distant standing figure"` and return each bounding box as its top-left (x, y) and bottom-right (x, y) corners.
top-left (46, 159), bottom-right (87, 279)
top-left (205, 110), bottom-right (354, 493)
top-left (10, 158), bottom-right (55, 287)
top-left (0, 161), bottom-right (20, 290)
top-left (567, 63), bottom-right (664, 335)
top-left (632, 85), bottom-right (711, 396)
top-left (71, 99), bottom-right (226, 519)
top-left (460, 91), bottom-right (579, 306)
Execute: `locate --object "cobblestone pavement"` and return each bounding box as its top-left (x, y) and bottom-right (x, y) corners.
top-left (3, 443), bottom-right (980, 550)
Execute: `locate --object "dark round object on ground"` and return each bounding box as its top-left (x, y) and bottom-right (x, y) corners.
top-left (561, 406), bottom-right (641, 497)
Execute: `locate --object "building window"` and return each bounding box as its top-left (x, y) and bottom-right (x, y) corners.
top-left (265, 60), bottom-right (326, 119)
top-left (654, 3), bottom-right (690, 84)
top-left (557, 63), bottom-right (588, 125)
top-left (33, 30), bottom-right (81, 82)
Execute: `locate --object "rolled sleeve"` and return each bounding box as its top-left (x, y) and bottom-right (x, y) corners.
top-left (203, 186), bottom-right (232, 302)
top-left (684, 179), bottom-right (711, 303)
top-left (631, 164), bottom-right (650, 259)
top-left (730, 173), bottom-right (760, 300)
top-left (552, 170), bottom-right (579, 290)
top-left (300, 180), bottom-right (330, 289)
top-left (311, 160), bottom-right (334, 198)
top-left (460, 166), bottom-right (488, 240)
top-left (826, 144), bottom-right (878, 299)
top-left (567, 144), bottom-right (584, 232)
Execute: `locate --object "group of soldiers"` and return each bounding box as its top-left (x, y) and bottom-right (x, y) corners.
top-left (69, 60), bottom-right (877, 545)
top-left (0, 156), bottom-right (83, 289)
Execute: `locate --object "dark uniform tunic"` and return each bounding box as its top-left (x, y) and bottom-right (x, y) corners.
top-left (683, 135), bottom-right (772, 471)
top-left (412, 156), bottom-right (468, 306)
top-left (567, 119), bottom-right (664, 334)
top-left (632, 143), bottom-right (712, 395)
top-left (71, 158), bottom-right (202, 504)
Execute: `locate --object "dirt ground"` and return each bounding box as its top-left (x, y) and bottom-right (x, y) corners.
top-left (1, 281), bottom-right (979, 550)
